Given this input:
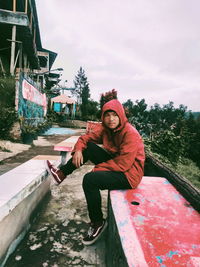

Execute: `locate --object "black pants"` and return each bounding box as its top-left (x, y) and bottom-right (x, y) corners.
top-left (60, 142), bottom-right (131, 223)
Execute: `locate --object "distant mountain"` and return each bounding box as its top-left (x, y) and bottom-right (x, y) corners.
top-left (192, 112), bottom-right (200, 119)
top-left (185, 112), bottom-right (200, 119)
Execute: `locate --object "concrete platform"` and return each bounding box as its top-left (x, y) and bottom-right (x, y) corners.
top-left (4, 164), bottom-right (107, 267)
top-left (32, 155), bottom-right (61, 161)
top-left (108, 176), bottom-right (200, 266)
top-left (0, 157), bottom-right (61, 266)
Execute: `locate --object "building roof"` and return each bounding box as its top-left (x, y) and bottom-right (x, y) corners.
top-left (51, 94), bottom-right (75, 104)
top-left (39, 48), bottom-right (57, 70)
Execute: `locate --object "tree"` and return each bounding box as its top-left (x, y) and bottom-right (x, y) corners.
top-left (122, 97), bottom-right (200, 168)
top-left (148, 102), bottom-right (187, 139)
top-left (146, 102), bottom-right (190, 165)
top-left (123, 98), bottom-right (148, 135)
top-left (185, 112), bottom-right (200, 167)
top-left (100, 89), bottom-right (117, 109)
top-left (123, 99), bottom-right (134, 118)
top-left (87, 100), bottom-right (100, 120)
top-left (73, 67), bottom-right (90, 119)
top-left (74, 67), bottom-right (90, 103)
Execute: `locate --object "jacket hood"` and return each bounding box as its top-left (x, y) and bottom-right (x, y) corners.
top-left (101, 99), bottom-right (128, 131)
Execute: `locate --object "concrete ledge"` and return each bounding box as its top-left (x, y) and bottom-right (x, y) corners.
top-left (0, 159), bottom-right (49, 220)
top-left (32, 155), bottom-right (61, 161)
top-left (0, 157), bottom-right (59, 266)
top-left (107, 176), bottom-right (200, 266)
top-left (54, 136), bottom-right (79, 152)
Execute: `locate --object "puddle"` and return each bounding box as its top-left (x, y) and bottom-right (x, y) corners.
top-left (42, 128), bottom-right (77, 136)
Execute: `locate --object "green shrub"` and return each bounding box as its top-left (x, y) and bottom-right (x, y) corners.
top-left (148, 130), bottom-right (185, 166)
top-left (0, 76), bottom-right (15, 108)
top-left (0, 107), bottom-right (18, 139)
top-left (0, 76), bottom-right (17, 139)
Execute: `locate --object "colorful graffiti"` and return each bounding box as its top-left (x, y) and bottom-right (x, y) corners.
top-left (22, 79), bottom-right (47, 111)
top-left (17, 74), bottom-right (47, 123)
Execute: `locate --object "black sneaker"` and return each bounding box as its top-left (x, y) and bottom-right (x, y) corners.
top-left (82, 219), bottom-right (108, 245)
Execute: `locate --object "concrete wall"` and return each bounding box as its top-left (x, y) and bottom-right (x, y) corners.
top-left (106, 202), bottom-right (128, 267)
top-left (0, 159), bottom-right (52, 267)
top-left (0, 179), bottom-right (50, 267)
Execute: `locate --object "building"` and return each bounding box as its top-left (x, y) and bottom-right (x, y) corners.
top-left (0, 0), bottom-right (61, 124)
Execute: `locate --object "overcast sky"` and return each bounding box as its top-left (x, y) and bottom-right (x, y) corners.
top-left (35, 0), bottom-right (200, 111)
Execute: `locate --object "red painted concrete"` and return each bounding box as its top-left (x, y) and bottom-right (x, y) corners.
top-left (54, 145), bottom-right (73, 152)
top-left (54, 136), bottom-right (79, 152)
top-left (86, 121), bottom-right (102, 133)
top-left (110, 176), bottom-right (200, 266)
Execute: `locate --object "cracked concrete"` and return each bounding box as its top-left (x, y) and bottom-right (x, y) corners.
top-left (2, 132), bottom-right (108, 267)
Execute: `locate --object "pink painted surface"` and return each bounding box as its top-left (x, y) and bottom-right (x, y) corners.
top-left (110, 176), bottom-right (200, 267)
top-left (54, 145), bottom-right (73, 152)
top-left (54, 136), bottom-right (79, 152)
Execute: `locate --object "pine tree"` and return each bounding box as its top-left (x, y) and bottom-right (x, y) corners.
top-left (100, 89), bottom-right (117, 109)
top-left (73, 67), bottom-right (90, 119)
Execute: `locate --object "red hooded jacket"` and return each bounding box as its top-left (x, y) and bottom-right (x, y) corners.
top-left (73, 99), bottom-right (145, 188)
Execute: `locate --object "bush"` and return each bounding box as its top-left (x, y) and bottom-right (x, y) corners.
top-left (0, 107), bottom-right (18, 139)
top-left (0, 76), bottom-right (15, 108)
top-left (150, 130), bottom-right (185, 166)
top-left (47, 110), bottom-right (67, 123)
top-left (0, 76), bottom-right (18, 139)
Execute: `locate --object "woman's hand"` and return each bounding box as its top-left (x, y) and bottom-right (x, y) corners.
top-left (72, 150), bottom-right (83, 168)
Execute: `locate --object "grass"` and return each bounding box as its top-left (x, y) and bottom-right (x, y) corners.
top-left (174, 158), bottom-right (200, 189)
top-left (150, 152), bottom-right (200, 190)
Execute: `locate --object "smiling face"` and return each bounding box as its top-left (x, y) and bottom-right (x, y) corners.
top-left (103, 110), bottom-right (120, 130)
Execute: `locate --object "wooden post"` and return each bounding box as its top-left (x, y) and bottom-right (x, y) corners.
top-left (25, 0), bottom-right (28, 13)
top-left (15, 76), bottom-right (19, 112)
top-left (19, 43), bottom-right (23, 70)
top-left (10, 0), bottom-right (17, 75)
top-left (10, 26), bottom-right (16, 75)
top-left (13, 0), bottom-right (16, 12)
top-left (34, 27), bottom-right (36, 43)
top-left (24, 54), bottom-right (27, 70)
top-left (30, 12), bottom-right (32, 32)
top-left (0, 57), bottom-right (6, 76)
top-left (13, 49), bottom-right (20, 71)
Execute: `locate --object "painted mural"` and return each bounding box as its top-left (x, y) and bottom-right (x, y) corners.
top-left (17, 73), bottom-right (47, 124)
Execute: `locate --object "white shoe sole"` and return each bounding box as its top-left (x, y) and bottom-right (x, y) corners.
top-left (82, 220), bottom-right (108, 246)
top-left (45, 161), bottom-right (59, 185)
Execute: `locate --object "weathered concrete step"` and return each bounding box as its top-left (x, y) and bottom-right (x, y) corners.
top-left (0, 156), bottom-right (60, 266)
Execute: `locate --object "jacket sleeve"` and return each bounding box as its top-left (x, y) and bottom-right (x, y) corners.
top-left (93, 131), bottom-right (141, 172)
top-left (72, 126), bottom-right (103, 152)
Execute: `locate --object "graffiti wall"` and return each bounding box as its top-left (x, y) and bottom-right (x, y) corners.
top-left (17, 73), bottom-right (47, 124)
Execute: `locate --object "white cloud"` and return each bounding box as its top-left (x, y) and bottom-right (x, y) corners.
top-left (35, 0), bottom-right (200, 111)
